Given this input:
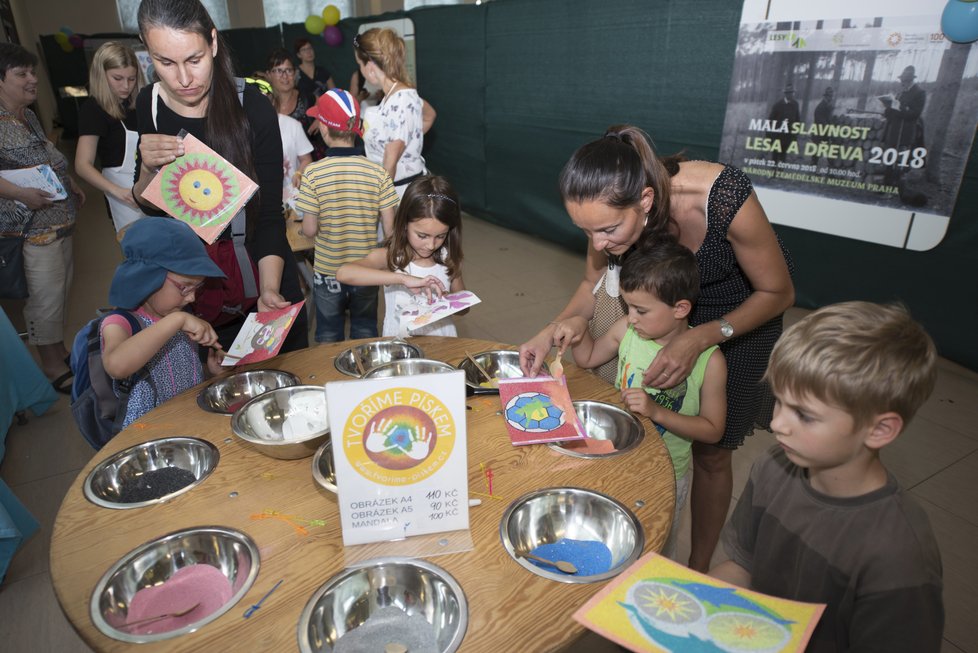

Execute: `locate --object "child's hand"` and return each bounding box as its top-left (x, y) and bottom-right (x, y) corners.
top-left (403, 274), bottom-right (446, 303)
top-left (554, 316), bottom-right (588, 350)
top-left (179, 313), bottom-right (220, 347)
top-left (621, 387), bottom-right (657, 420)
top-left (205, 347), bottom-right (225, 376)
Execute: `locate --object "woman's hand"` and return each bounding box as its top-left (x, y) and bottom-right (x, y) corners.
top-left (642, 328), bottom-right (704, 389)
top-left (69, 176), bottom-right (86, 208)
top-left (520, 318), bottom-right (587, 377)
top-left (17, 187), bottom-right (55, 210)
top-left (402, 274), bottom-right (446, 302)
top-left (139, 133), bottom-right (185, 170)
top-left (258, 288), bottom-right (290, 312)
top-left (111, 185), bottom-right (141, 210)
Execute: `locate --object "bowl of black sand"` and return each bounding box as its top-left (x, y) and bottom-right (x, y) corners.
top-left (84, 437), bottom-right (219, 510)
top-left (297, 557), bottom-right (468, 653)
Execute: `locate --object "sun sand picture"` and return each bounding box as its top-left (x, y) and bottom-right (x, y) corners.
top-left (573, 552), bottom-right (824, 653)
top-left (141, 132), bottom-right (258, 244)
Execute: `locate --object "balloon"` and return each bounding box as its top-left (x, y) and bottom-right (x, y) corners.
top-left (323, 25), bottom-right (343, 47)
top-left (60, 26), bottom-right (74, 36)
top-left (322, 5), bottom-right (340, 26)
top-left (54, 31), bottom-right (69, 45)
top-left (942, 0), bottom-right (978, 43)
top-left (68, 34), bottom-right (83, 48)
top-left (305, 14), bottom-right (325, 35)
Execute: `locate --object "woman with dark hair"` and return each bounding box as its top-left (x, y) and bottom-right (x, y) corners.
top-left (131, 0), bottom-right (307, 353)
top-left (520, 125), bottom-right (794, 572)
top-left (294, 38), bottom-right (334, 99)
top-left (266, 48), bottom-right (324, 160)
top-left (75, 41), bottom-right (146, 235)
top-left (0, 42), bottom-right (86, 392)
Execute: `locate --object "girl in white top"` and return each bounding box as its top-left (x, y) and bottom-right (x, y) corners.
top-left (336, 176), bottom-right (466, 337)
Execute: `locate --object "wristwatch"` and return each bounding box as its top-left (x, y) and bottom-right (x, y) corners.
top-left (719, 318), bottom-right (734, 339)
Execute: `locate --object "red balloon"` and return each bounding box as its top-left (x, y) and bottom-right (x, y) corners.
top-left (322, 25), bottom-right (343, 47)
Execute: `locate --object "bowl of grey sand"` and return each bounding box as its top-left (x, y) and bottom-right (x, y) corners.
top-left (84, 437), bottom-right (219, 510)
top-left (297, 557), bottom-right (468, 653)
top-left (196, 369), bottom-right (301, 415)
top-left (334, 340), bottom-right (425, 377)
top-left (548, 400), bottom-right (645, 458)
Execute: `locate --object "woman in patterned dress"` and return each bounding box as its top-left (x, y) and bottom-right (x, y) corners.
top-left (520, 124), bottom-right (794, 572)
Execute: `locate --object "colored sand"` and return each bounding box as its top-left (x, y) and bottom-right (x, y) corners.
top-left (124, 564), bottom-right (233, 635)
top-left (333, 605), bottom-right (439, 653)
top-left (528, 538), bottom-right (613, 576)
top-left (563, 437), bottom-right (617, 455)
top-left (118, 467), bottom-right (198, 503)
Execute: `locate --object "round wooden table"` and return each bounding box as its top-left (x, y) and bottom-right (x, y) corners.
top-left (51, 337), bottom-right (676, 652)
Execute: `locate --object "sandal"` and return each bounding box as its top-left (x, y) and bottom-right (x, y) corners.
top-left (52, 369), bottom-right (74, 395)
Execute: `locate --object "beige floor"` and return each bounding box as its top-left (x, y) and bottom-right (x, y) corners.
top-left (1, 183), bottom-right (976, 652)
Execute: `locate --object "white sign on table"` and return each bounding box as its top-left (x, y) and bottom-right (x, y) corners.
top-left (326, 371), bottom-right (469, 546)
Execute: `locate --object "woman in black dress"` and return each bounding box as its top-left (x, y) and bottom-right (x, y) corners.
top-left (294, 37), bottom-right (335, 99)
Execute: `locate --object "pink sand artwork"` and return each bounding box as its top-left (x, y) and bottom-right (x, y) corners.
top-left (140, 132), bottom-right (258, 244)
top-left (497, 375), bottom-right (586, 446)
top-left (221, 301), bottom-right (305, 366)
top-left (123, 564), bottom-right (233, 635)
top-left (398, 290), bottom-right (481, 332)
top-left (573, 552), bottom-right (825, 653)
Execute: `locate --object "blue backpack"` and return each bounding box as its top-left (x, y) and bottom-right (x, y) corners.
top-left (69, 310), bottom-right (153, 449)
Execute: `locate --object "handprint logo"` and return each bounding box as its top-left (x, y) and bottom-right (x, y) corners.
top-left (362, 406), bottom-right (437, 470)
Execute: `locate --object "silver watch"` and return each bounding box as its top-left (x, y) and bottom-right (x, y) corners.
top-left (719, 318), bottom-right (734, 339)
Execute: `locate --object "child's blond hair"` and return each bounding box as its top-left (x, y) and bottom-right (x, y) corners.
top-left (765, 301), bottom-right (936, 428)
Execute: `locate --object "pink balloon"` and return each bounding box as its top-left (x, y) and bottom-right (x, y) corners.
top-left (322, 25), bottom-right (343, 47)
top-left (68, 34), bottom-right (83, 48)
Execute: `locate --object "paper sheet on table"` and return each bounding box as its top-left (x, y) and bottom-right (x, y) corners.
top-left (573, 551), bottom-right (825, 653)
top-left (140, 132), bottom-right (258, 244)
top-left (221, 302), bottom-right (304, 366)
top-left (398, 290), bottom-right (480, 332)
top-left (497, 375), bottom-right (585, 445)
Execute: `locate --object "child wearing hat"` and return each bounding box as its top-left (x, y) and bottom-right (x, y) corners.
top-left (102, 217), bottom-right (227, 427)
top-left (296, 89), bottom-right (398, 343)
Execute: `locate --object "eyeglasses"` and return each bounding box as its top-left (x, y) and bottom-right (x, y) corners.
top-left (166, 276), bottom-right (205, 297)
top-left (269, 67), bottom-right (295, 76)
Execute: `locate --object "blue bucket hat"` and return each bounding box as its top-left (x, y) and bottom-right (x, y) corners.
top-left (109, 217), bottom-right (225, 309)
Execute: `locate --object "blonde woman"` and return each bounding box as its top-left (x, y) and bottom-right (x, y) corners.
top-left (353, 28), bottom-right (436, 199)
top-left (75, 42), bottom-right (145, 233)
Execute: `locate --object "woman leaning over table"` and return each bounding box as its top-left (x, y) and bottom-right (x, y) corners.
top-left (353, 28), bottom-right (436, 202)
top-left (0, 42), bottom-right (85, 393)
top-left (75, 41), bottom-right (146, 236)
top-left (131, 0), bottom-right (307, 353)
top-left (520, 125), bottom-right (794, 572)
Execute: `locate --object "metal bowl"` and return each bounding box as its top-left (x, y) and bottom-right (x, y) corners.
top-left (83, 437), bottom-right (219, 510)
top-left (196, 369), bottom-right (301, 415)
top-left (231, 385), bottom-right (329, 460)
top-left (90, 526), bottom-right (259, 643)
top-left (334, 340), bottom-right (424, 377)
top-left (297, 557), bottom-right (467, 653)
top-left (499, 487), bottom-right (644, 584)
top-left (363, 358), bottom-right (457, 378)
top-left (312, 439), bottom-right (336, 494)
top-left (457, 350), bottom-right (548, 394)
top-left (548, 401), bottom-right (645, 458)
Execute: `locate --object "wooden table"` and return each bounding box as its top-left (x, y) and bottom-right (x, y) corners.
top-left (50, 337), bottom-right (676, 652)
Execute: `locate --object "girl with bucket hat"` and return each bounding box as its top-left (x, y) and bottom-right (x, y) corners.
top-left (101, 217), bottom-right (226, 428)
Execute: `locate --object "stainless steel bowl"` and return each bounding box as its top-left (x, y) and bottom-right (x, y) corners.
top-left (334, 340), bottom-right (424, 377)
top-left (312, 439), bottom-right (336, 494)
top-left (363, 358), bottom-right (457, 378)
top-left (231, 385), bottom-right (329, 460)
top-left (457, 350), bottom-right (548, 394)
top-left (297, 557), bottom-right (467, 653)
top-left (499, 487), bottom-right (644, 584)
top-left (84, 437), bottom-right (219, 510)
top-left (90, 526), bottom-right (260, 643)
top-left (196, 369), bottom-right (301, 414)
top-left (548, 401), bottom-right (645, 458)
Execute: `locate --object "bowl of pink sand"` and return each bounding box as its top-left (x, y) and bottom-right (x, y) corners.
top-left (90, 526), bottom-right (260, 643)
top-left (547, 401), bottom-right (645, 458)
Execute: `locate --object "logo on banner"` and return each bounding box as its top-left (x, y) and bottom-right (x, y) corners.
top-left (342, 387), bottom-right (455, 485)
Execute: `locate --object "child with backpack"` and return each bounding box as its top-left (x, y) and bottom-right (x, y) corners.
top-left (71, 217), bottom-right (226, 446)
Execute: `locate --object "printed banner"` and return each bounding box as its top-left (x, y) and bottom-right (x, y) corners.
top-left (718, 15), bottom-right (978, 248)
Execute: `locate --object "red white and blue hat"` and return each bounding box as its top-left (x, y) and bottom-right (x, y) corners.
top-left (306, 88), bottom-right (362, 136)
